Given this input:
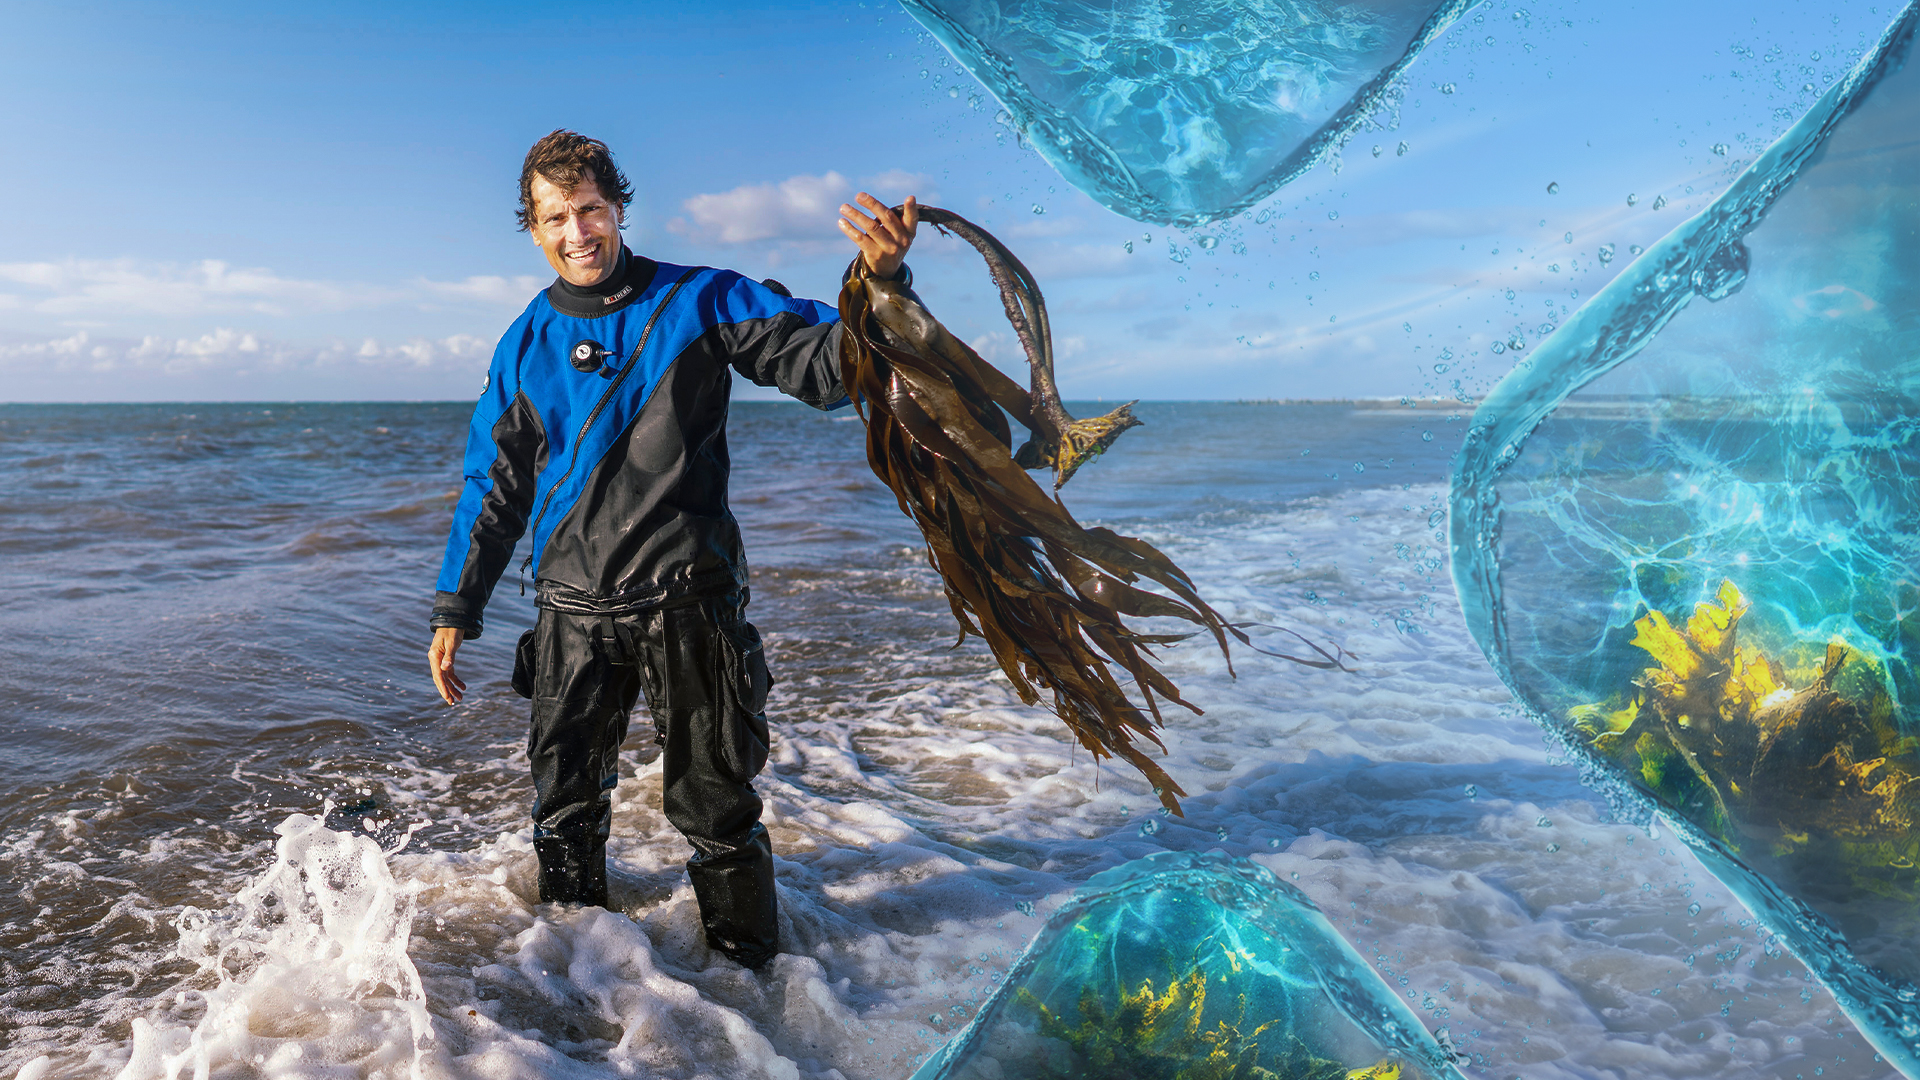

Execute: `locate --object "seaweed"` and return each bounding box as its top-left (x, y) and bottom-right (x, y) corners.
top-left (1011, 959), bottom-right (1395, 1080)
top-left (1570, 580), bottom-right (1920, 877)
top-left (837, 207), bottom-right (1351, 814)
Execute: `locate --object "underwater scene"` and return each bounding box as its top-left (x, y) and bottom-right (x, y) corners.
top-left (1450, 1), bottom-right (1920, 1073)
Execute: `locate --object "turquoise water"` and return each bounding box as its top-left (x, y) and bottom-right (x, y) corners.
top-left (913, 851), bottom-right (1465, 1080)
top-left (1449, 3), bottom-right (1920, 1073)
top-left (899, 0), bottom-right (1474, 226)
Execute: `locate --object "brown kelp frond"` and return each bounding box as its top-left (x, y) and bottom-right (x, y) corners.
top-left (838, 207), bottom-right (1347, 814)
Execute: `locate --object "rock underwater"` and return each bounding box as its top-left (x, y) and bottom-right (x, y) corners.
top-left (910, 851), bottom-right (1467, 1080)
top-left (899, 0), bottom-right (1478, 226)
top-left (1449, 2), bottom-right (1920, 1072)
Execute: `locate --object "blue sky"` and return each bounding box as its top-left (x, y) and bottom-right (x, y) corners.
top-left (0, 0), bottom-right (1900, 402)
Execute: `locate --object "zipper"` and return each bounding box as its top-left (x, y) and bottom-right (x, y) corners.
top-left (521, 268), bottom-right (699, 578)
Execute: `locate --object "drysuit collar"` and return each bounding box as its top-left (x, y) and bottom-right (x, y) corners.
top-left (546, 246), bottom-right (660, 319)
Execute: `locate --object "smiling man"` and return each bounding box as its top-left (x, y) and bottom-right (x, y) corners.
top-left (425, 129), bottom-right (916, 969)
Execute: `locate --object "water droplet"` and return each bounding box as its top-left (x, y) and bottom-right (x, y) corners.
top-left (1030, 203), bottom-right (1045, 215)
top-left (1439, 347), bottom-right (1453, 360)
top-left (1177, 22), bottom-right (1188, 32)
top-left (1421, 430), bottom-right (1434, 442)
top-left (1504, 289), bottom-right (1516, 300)
top-left (1353, 462), bottom-right (1366, 473)
top-left (1140, 819), bottom-right (1162, 836)
top-left (1629, 244), bottom-right (1644, 255)
top-left (1309, 270), bottom-right (1320, 280)
top-left (1546, 181), bottom-right (1560, 195)
top-left (1123, 241), bottom-right (1133, 254)
top-left (1564, 232), bottom-right (1574, 244)
top-left (1490, 341), bottom-right (1507, 355)
top-left (1802, 82), bottom-right (1816, 94)
top-left (1433, 362), bottom-right (1451, 373)
top-left (1440, 82), bottom-right (1457, 94)
top-left (1599, 243), bottom-right (1616, 265)
top-left (948, 86), bottom-right (960, 98)
top-left (1653, 195), bottom-right (1669, 211)
top-left (1688, 902), bottom-right (1702, 917)
top-left (1484, 35), bottom-right (1494, 45)
top-left (1196, 235), bottom-right (1219, 250)
top-left (1627, 193), bottom-right (1639, 207)
top-left (1464, 784), bottom-right (1478, 798)
top-left (1547, 842), bottom-right (1560, 852)
top-left (1547, 264), bottom-right (1560, 273)
top-left (1711, 142), bottom-right (1729, 156)
top-left (1396, 141), bottom-right (1410, 156)
top-left (1016, 900), bottom-right (1035, 916)
top-left (1142, 232), bottom-right (1152, 242)
top-left (1328, 210), bottom-right (1340, 221)
top-left (1269, 837), bottom-right (1282, 848)
top-left (1215, 826), bottom-right (1229, 841)
top-left (1537, 816), bottom-right (1553, 827)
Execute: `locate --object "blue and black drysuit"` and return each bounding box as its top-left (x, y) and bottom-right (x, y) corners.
top-left (432, 247), bottom-right (865, 966)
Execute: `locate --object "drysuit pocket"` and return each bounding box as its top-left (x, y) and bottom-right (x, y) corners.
top-left (511, 628), bottom-right (536, 700)
top-left (715, 620), bottom-right (772, 783)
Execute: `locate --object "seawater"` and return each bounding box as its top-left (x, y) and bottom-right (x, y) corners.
top-left (0, 402), bottom-right (1896, 1078)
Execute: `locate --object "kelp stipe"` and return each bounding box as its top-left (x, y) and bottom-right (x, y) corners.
top-left (910, 852), bottom-right (1465, 1080)
top-left (1448, 3), bottom-right (1920, 1071)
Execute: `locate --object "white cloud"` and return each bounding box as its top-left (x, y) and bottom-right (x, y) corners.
top-left (0, 258), bottom-right (547, 321)
top-left (670, 171), bottom-right (853, 244)
top-left (0, 327), bottom-right (490, 380)
top-left (417, 274), bottom-right (548, 306)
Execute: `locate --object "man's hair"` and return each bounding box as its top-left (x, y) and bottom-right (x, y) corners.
top-left (516, 129), bottom-right (634, 232)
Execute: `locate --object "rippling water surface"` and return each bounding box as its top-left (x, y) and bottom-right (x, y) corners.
top-left (0, 402), bottom-right (1896, 1079)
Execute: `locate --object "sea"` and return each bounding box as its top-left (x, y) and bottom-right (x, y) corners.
top-left (0, 401), bottom-right (1897, 1080)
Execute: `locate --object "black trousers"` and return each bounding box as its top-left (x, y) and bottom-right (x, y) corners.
top-left (521, 589), bottom-right (778, 966)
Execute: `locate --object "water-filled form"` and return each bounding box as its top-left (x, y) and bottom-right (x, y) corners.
top-left (1449, 4), bottom-right (1920, 1071)
top-left (910, 852), bottom-right (1466, 1080)
top-left (899, 0), bottom-right (1474, 226)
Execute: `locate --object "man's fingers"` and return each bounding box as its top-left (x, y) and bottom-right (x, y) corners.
top-left (900, 194), bottom-right (919, 232)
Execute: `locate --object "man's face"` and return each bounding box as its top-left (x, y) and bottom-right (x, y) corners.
top-left (529, 172), bottom-right (623, 287)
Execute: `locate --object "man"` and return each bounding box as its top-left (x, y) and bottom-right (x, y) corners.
top-left (426, 130), bottom-right (917, 968)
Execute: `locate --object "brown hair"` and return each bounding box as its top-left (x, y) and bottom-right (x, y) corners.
top-left (516, 129), bottom-right (634, 232)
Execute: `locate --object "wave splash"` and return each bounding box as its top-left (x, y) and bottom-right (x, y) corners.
top-left (114, 814), bottom-right (433, 1080)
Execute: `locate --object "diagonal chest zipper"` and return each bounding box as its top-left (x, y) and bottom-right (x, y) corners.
top-left (522, 268), bottom-right (699, 577)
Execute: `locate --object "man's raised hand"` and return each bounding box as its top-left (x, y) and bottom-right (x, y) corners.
top-left (838, 192), bottom-right (918, 279)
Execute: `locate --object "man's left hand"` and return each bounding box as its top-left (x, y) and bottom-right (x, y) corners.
top-left (839, 192), bottom-right (918, 279)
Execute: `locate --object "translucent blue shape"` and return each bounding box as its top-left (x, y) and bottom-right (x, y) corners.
top-left (911, 851), bottom-right (1465, 1080)
top-left (1449, 4), bottom-right (1920, 1072)
top-left (901, 0), bottom-right (1476, 226)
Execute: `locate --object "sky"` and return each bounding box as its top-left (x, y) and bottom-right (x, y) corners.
top-left (0, 0), bottom-right (1903, 403)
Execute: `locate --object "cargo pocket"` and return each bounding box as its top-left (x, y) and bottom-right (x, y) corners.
top-left (714, 620), bottom-right (772, 783)
top-left (510, 628), bottom-right (536, 700)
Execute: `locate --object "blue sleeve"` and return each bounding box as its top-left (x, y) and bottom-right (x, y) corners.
top-left (430, 310), bottom-right (547, 637)
top-left (711, 271), bottom-right (850, 410)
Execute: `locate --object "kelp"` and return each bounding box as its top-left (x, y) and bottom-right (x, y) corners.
top-left (1571, 580), bottom-right (1920, 878)
top-left (837, 206), bottom-right (1349, 814)
top-left (1012, 959), bottom-right (1398, 1080)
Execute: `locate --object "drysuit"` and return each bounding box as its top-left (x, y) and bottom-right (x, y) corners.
top-left (431, 247), bottom-right (871, 967)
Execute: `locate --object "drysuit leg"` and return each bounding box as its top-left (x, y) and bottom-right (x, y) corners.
top-left (526, 610), bottom-right (638, 907)
top-left (631, 594), bottom-right (778, 967)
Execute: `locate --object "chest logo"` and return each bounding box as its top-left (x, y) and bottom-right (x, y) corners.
top-left (603, 285), bottom-right (633, 306)
top-left (570, 340), bottom-right (612, 373)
